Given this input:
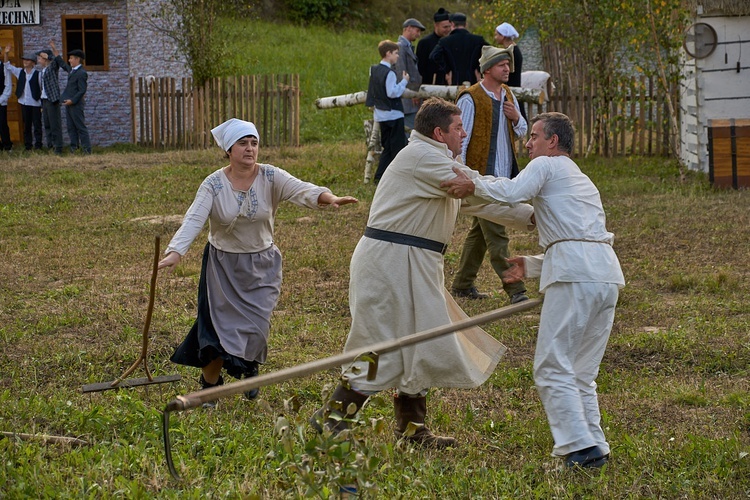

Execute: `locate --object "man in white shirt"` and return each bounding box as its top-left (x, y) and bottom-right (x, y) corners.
top-left (3, 46), bottom-right (42, 151)
top-left (442, 111), bottom-right (625, 469)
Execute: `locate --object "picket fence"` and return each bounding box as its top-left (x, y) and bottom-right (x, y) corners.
top-left (130, 74), bottom-right (300, 149)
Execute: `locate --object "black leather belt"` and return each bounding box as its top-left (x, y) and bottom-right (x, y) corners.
top-left (364, 226), bottom-right (447, 255)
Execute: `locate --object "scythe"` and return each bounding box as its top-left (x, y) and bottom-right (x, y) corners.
top-left (162, 298), bottom-right (542, 480)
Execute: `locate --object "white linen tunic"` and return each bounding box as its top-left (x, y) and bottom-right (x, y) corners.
top-left (166, 164), bottom-right (330, 364)
top-left (343, 131), bottom-right (535, 393)
top-left (472, 154), bottom-right (625, 457)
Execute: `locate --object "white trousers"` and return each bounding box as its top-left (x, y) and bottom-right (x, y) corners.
top-left (534, 281), bottom-right (619, 457)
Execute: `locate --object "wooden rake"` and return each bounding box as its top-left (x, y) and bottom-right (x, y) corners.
top-left (82, 235), bottom-right (181, 393)
top-left (161, 298), bottom-right (542, 480)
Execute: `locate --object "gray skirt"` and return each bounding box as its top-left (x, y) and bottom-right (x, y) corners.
top-left (171, 242), bottom-right (282, 378)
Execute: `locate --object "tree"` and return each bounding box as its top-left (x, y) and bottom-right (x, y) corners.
top-left (137, 0), bottom-right (245, 86)
top-left (475, 0), bottom-right (689, 168)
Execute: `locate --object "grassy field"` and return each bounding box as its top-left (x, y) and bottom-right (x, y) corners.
top-left (1, 144), bottom-right (749, 497)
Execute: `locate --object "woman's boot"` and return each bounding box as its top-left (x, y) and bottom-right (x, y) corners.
top-left (199, 374), bottom-right (224, 409)
top-left (310, 383), bottom-right (369, 435)
top-left (393, 394), bottom-right (456, 448)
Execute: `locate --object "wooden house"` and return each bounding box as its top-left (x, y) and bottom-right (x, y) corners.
top-left (0, 0), bottom-right (188, 148)
top-left (680, 1), bottom-right (750, 187)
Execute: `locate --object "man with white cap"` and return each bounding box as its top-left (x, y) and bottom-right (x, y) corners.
top-left (494, 22), bottom-right (526, 121)
top-left (395, 18), bottom-right (425, 133)
top-left (3, 45), bottom-right (42, 150)
top-left (159, 118), bottom-right (357, 408)
top-left (450, 45), bottom-right (529, 304)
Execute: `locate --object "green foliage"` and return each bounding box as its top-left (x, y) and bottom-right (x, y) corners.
top-left (475, 0), bottom-right (690, 163)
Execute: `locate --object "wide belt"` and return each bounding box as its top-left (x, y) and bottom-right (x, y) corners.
top-left (364, 226), bottom-right (447, 255)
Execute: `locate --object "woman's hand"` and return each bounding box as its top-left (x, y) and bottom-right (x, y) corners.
top-left (319, 193), bottom-right (358, 208)
top-left (158, 251), bottom-right (182, 272)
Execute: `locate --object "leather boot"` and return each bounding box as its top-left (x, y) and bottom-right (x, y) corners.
top-left (199, 374), bottom-right (224, 409)
top-left (310, 383), bottom-right (369, 435)
top-left (393, 394), bottom-right (456, 448)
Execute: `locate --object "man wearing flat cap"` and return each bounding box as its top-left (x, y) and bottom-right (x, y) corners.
top-left (61, 48), bottom-right (91, 154)
top-left (395, 18), bottom-right (425, 133)
top-left (3, 45), bottom-right (43, 150)
top-left (450, 45), bottom-right (529, 304)
top-left (416, 8), bottom-right (452, 85)
top-left (429, 12), bottom-right (489, 86)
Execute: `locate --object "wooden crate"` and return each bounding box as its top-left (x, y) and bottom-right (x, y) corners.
top-left (708, 119), bottom-right (750, 189)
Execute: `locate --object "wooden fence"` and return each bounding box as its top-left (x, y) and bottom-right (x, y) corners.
top-left (518, 75), bottom-right (677, 158)
top-left (531, 41), bottom-right (678, 158)
top-left (130, 74), bottom-right (300, 149)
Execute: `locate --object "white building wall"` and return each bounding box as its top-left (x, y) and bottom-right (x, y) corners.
top-left (681, 15), bottom-right (750, 173)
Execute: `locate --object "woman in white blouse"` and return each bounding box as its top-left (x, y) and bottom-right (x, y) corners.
top-left (159, 118), bottom-right (357, 406)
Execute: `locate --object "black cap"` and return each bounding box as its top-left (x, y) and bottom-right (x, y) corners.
top-left (68, 49), bottom-right (85, 60)
top-left (433, 8), bottom-right (450, 22)
top-left (450, 12), bottom-right (467, 24)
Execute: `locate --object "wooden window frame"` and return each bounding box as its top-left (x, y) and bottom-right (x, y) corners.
top-left (61, 14), bottom-right (109, 71)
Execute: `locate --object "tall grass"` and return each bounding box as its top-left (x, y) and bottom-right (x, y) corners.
top-left (1, 144), bottom-right (749, 497)
top-left (221, 20), bottom-right (382, 143)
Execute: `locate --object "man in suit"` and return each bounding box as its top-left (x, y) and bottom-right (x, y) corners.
top-left (61, 49), bottom-right (91, 154)
top-left (429, 12), bottom-right (489, 86)
top-left (3, 46), bottom-right (43, 151)
top-left (37, 41), bottom-right (66, 154)
top-left (416, 7), bottom-right (452, 86)
top-left (394, 18), bottom-right (425, 133)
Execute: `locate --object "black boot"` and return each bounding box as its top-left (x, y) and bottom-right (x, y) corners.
top-left (242, 362), bottom-right (259, 400)
top-left (393, 395), bottom-right (456, 448)
top-left (199, 374), bottom-right (224, 409)
top-left (310, 383), bottom-right (369, 435)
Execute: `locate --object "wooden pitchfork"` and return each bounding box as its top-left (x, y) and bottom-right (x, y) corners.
top-left (162, 298), bottom-right (542, 480)
top-left (82, 235), bottom-right (181, 393)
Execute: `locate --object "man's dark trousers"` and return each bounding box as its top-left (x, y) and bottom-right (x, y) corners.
top-left (374, 117), bottom-right (406, 182)
top-left (0, 105), bottom-right (11, 150)
top-left (42, 98), bottom-right (64, 153)
top-left (20, 104), bottom-right (42, 150)
top-left (65, 102), bottom-right (91, 153)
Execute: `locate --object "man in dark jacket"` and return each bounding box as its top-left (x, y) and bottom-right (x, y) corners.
top-left (429, 12), bottom-right (489, 86)
top-left (61, 49), bottom-right (91, 154)
top-left (416, 8), bottom-right (452, 85)
top-left (37, 41), bottom-right (66, 154)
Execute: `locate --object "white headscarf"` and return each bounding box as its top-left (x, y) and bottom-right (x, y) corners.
top-left (495, 22), bottom-right (519, 39)
top-left (211, 118), bottom-right (259, 151)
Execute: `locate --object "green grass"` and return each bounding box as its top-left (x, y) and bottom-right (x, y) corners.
top-left (221, 20), bottom-right (383, 144)
top-left (1, 145), bottom-right (749, 497)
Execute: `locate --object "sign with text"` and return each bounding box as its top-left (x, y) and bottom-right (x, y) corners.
top-left (0, 0), bottom-right (40, 26)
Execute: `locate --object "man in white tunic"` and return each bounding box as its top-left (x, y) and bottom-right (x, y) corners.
top-left (442, 112), bottom-right (625, 468)
top-left (311, 98), bottom-right (535, 448)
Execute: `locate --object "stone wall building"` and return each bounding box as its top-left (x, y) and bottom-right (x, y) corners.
top-left (0, 0), bottom-right (189, 147)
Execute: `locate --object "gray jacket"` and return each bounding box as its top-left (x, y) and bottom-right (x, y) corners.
top-left (394, 35), bottom-right (423, 115)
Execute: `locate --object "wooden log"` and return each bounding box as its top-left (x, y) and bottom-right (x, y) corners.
top-left (1, 431), bottom-right (88, 447)
top-left (315, 85), bottom-right (544, 110)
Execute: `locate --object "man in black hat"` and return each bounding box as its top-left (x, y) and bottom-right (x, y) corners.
top-left (429, 12), bottom-right (489, 86)
top-left (395, 18), bottom-right (425, 133)
top-left (3, 45), bottom-right (42, 151)
top-left (37, 41), bottom-right (66, 154)
top-left (416, 8), bottom-right (452, 85)
top-left (61, 49), bottom-right (91, 154)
